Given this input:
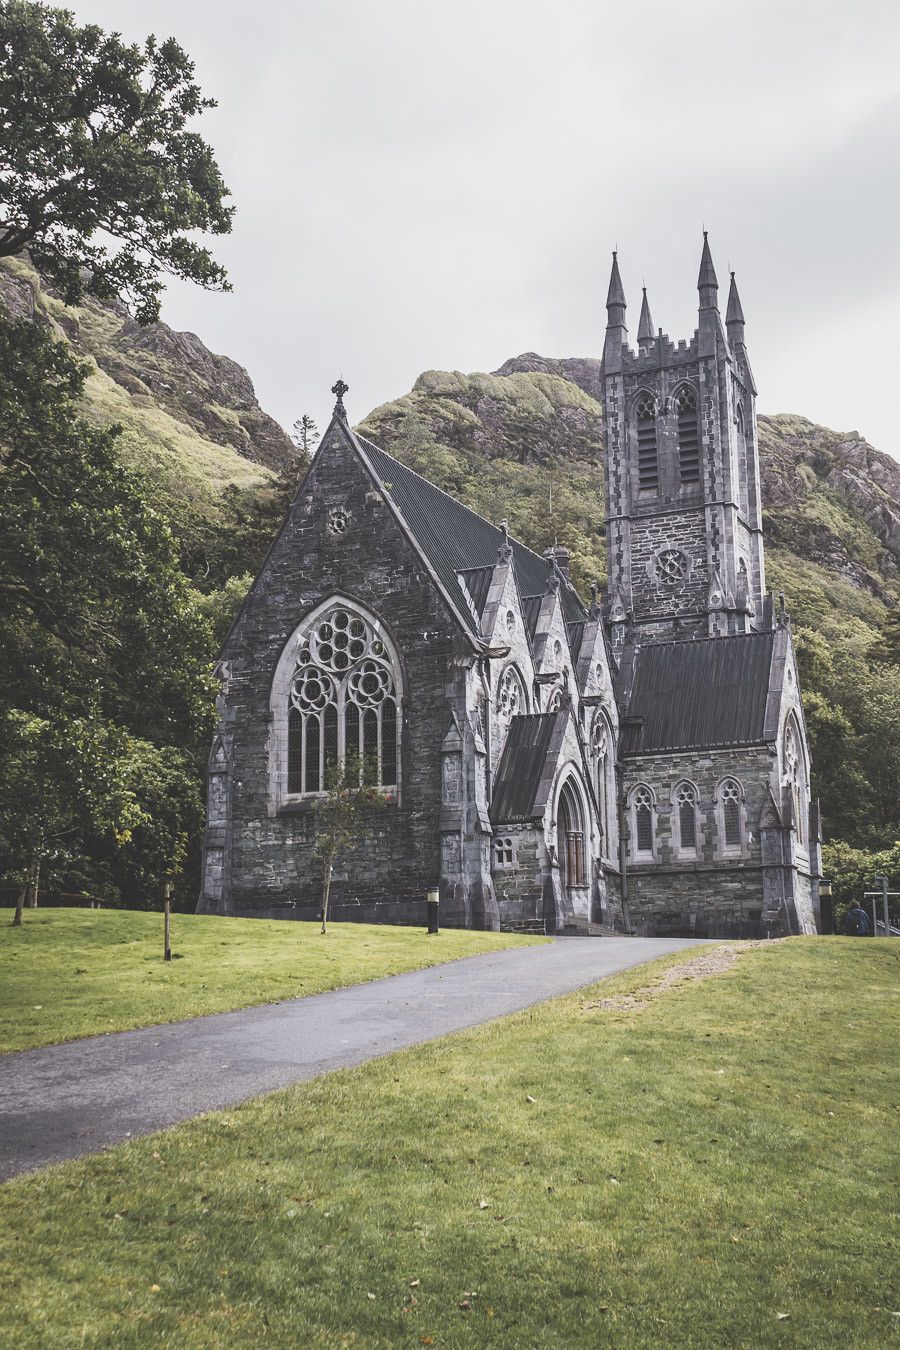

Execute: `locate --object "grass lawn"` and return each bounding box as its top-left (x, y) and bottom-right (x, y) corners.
top-left (1, 939), bottom-right (896, 1348)
top-left (0, 909), bottom-right (545, 1053)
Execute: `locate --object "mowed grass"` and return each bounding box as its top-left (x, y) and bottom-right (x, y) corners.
top-left (1, 939), bottom-right (896, 1348)
top-left (0, 909), bottom-right (544, 1053)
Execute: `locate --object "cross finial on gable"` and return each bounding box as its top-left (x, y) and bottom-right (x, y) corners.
top-left (331, 377), bottom-right (349, 417)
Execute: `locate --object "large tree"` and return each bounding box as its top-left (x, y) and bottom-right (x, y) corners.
top-left (0, 0), bottom-right (232, 321)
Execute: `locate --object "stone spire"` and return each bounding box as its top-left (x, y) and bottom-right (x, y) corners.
top-left (606, 250), bottom-right (626, 315)
top-left (697, 231), bottom-right (718, 310)
top-left (603, 251), bottom-right (628, 373)
top-left (637, 286), bottom-right (655, 349)
top-left (726, 271), bottom-right (746, 346)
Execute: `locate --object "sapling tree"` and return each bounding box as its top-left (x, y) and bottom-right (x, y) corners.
top-left (312, 754), bottom-right (387, 934)
top-left (291, 414), bottom-right (320, 460)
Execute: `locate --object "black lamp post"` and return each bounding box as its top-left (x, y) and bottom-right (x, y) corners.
top-left (819, 877), bottom-right (833, 935)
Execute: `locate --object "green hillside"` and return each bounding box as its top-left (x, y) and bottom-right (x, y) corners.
top-left (0, 256), bottom-right (289, 521)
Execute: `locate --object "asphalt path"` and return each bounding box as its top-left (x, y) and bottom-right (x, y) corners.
top-left (0, 936), bottom-right (702, 1181)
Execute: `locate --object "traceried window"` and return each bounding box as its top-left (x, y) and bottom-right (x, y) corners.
top-left (675, 385), bottom-right (700, 484)
top-left (285, 604), bottom-right (400, 795)
top-left (674, 781), bottom-right (699, 856)
top-left (493, 836), bottom-right (515, 868)
top-left (497, 665), bottom-right (525, 720)
top-left (719, 778), bottom-right (743, 852)
top-left (783, 719), bottom-right (806, 847)
top-left (630, 785), bottom-right (655, 858)
top-left (592, 713), bottom-right (615, 860)
top-left (635, 393), bottom-right (659, 492)
top-left (557, 781), bottom-right (587, 888)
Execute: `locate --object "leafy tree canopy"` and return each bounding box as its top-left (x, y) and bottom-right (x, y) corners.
top-left (0, 0), bottom-right (232, 321)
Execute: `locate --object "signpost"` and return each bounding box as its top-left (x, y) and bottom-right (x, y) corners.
top-left (862, 876), bottom-right (898, 937)
top-left (164, 881), bottom-right (172, 961)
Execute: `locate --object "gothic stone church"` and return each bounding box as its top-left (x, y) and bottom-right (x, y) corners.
top-left (199, 237), bottom-right (823, 938)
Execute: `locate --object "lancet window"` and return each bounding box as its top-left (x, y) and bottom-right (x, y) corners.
top-left (674, 780), bottom-right (699, 856)
top-left (630, 784), bottom-right (655, 859)
top-left (783, 719), bottom-right (806, 847)
top-left (285, 604), bottom-right (400, 795)
top-left (592, 713), bottom-right (615, 860)
top-left (718, 778), bottom-right (743, 852)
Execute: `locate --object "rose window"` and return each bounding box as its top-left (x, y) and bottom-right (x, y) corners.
top-left (497, 667), bottom-right (523, 719)
top-left (655, 549), bottom-right (689, 585)
top-left (287, 605), bottom-right (399, 795)
top-left (328, 507), bottom-right (349, 534)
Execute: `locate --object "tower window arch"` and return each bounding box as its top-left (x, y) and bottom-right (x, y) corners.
top-left (634, 392), bottom-right (659, 492)
top-left (557, 779), bottom-right (587, 888)
top-left (674, 384), bottom-right (701, 484)
top-left (629, 784), bottom-right (655, 860)
top-left (278, 601), bottom-right (402, 798)
top-left (672, 780), bottom-right (700, 857)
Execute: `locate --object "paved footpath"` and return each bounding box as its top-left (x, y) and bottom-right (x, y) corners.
top-left (0, 936), bottom-right (702, 1181)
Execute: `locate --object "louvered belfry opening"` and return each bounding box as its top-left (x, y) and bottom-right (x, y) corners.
top-left (675, 385), bottom-right (701, 484)
top-left (635, 394), bottom-right (659, 491)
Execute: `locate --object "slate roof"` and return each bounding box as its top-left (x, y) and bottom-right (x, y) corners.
top-left (521, 594), bottom-right (543, 641)
top-left (619, 631), bottom-right (776, 755)
top-left (490, 714), bottom-right (560, 823)
top-left (457, 566), bottom-right (494, 617)
top-left (353, 432), bottom-right (586, 639)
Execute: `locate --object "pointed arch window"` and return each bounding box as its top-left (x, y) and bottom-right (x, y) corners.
top-left (634, 393), bottom-right (659, 492)
top-left (673, 781), bottom-right (699, 857)
top-left (675, 385), bottom-right (701, 484)
top-left (629, 784), bottom-right (655, 860)
top-left (717, 778), bottom-right (744, 854)
top-left (592, 712), bottom-right (615, 861)
top-left (783, 718), bottom-right (807, 848)
top-left (557, 780), bottom-right (587, 888)
top-left (283, 603), bottom-right (401, 796)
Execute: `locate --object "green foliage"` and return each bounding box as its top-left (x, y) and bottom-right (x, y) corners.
top-left (821, 840), bottom-right (900, 929)
top-left (0, 312), bottom-right (216, 905)
top-left (0, 313), bottom-right (216, 743)
top-left (0, 0), bottom-right (232, 321)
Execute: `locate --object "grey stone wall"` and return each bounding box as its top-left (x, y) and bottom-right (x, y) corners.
top-left (202, 423), bottom-right (471, 924)
top-left (621, 744), bottom-right (793, 936)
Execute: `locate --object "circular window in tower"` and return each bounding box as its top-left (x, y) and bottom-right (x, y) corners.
top-left (653, 548), bottom-right (690, 586)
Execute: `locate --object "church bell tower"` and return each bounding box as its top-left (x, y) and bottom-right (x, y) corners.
top-left (600, 236), bottom-right (766, 647)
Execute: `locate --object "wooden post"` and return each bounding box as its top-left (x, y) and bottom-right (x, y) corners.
top-left (164, 881), bottom-right (172, 961)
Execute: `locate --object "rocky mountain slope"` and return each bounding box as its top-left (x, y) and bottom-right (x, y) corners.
top-left (0, 257), bottom-right (290, 522)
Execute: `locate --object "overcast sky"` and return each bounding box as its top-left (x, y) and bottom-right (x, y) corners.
top-left (73, 0), bottom-right (900, 456)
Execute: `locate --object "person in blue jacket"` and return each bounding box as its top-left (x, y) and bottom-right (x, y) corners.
top-left (842, 901), bottom-right (871, 936)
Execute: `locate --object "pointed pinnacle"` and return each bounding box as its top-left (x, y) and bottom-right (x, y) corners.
top-left (726, 270), bottom-right (745, 326)
top-left (606, 251), bottom-right (626, 309)
top-left (637, 286), bottom-right (655, 343)
top-left (698, 230), bottom-right (718, 291)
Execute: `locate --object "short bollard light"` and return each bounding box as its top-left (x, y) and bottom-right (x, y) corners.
top-left (426, 889), bottom-right (440, 935)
